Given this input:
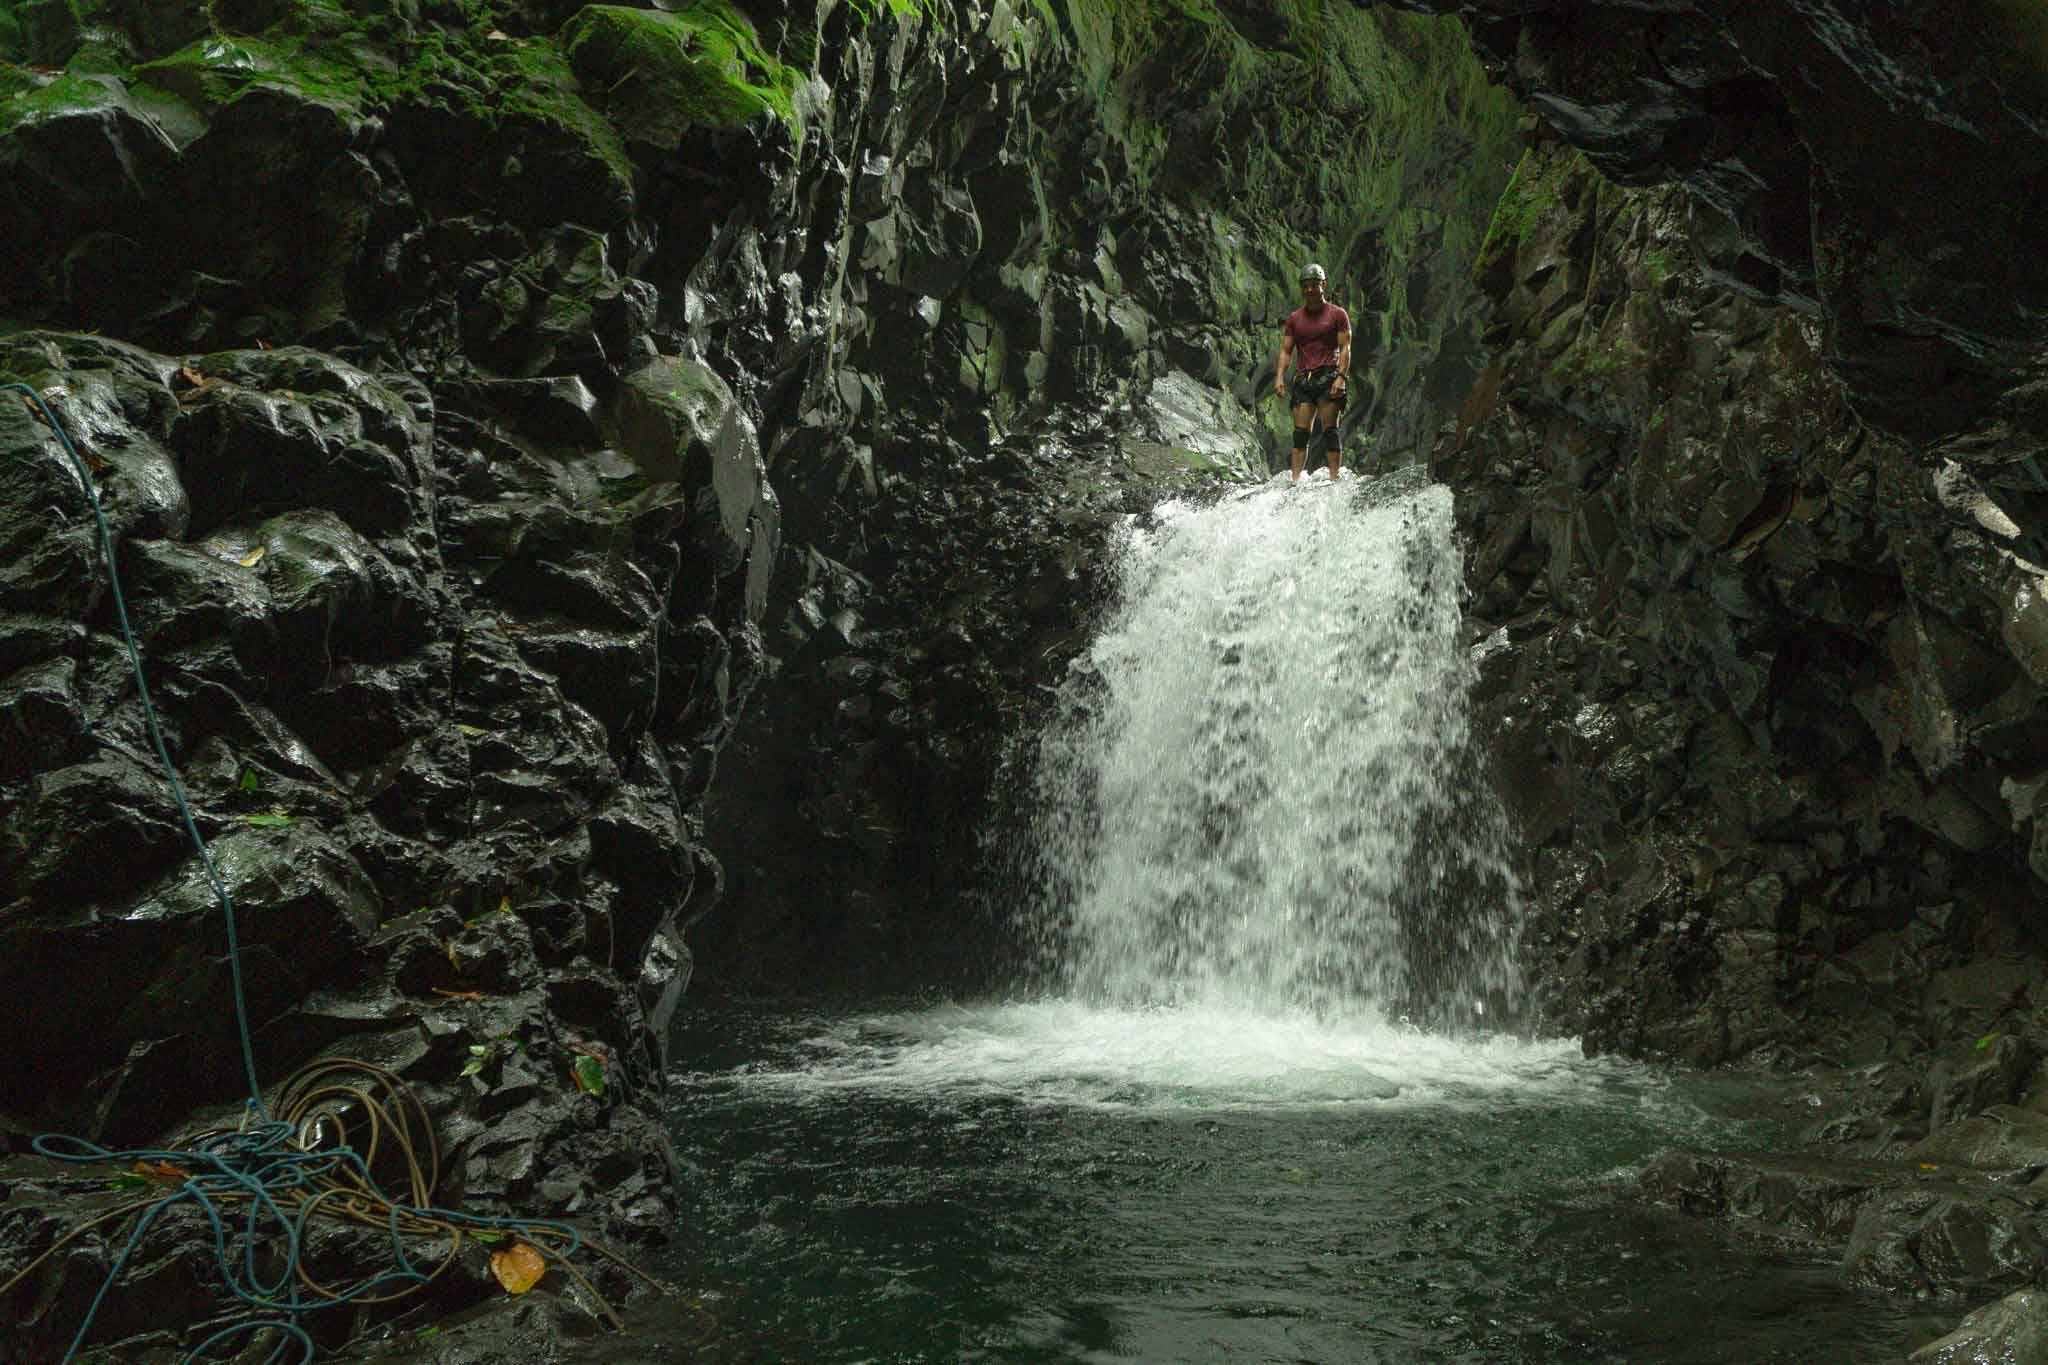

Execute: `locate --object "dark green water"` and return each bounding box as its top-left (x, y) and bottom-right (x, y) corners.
top-left (638, 1002), bottom-right (1958, 1363)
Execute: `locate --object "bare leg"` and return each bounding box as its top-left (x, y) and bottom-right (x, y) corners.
top-left (1317, 400), bottom-right (1343, 481)
top-left (1289, 401), bottom-right (1314, 482)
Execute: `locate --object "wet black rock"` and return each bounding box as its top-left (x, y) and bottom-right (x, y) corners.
top-left (1908, 1289), bottom-right (2048, 1364)
top-left (1393, 0), bottom-right (2048, 468)
top-left (1433, 102), bottom-right (2048, 1355)
top-left (0, 327), bottom-right (754, 1354)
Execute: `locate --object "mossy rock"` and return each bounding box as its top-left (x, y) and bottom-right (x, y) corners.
top-left (130, 23), bottom-right (634, 209)
top-left (135, 34), bottom-right (367, 116)
top-left (14, 0), bottom-right (210, 69)
top-left (0, 68), bottom-right (126, 133)
top-left (558, 2), bottom-right (796, 146)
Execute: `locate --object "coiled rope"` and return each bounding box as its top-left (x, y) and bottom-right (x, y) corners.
top-left (0, 382), bottom-right (660, 1361)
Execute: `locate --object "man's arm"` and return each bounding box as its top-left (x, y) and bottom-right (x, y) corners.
top-left (1332, 325), bottom-right (1351, 393)
top-left (1273, 328), bottom-right (1294, 397)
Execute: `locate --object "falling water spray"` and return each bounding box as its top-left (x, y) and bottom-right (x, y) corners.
top-left (1022, 470), bottom-right (1523, 1025)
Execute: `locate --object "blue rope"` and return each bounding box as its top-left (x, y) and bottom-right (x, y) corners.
top-left (3, 383), bottom-right (589, 1361)
top-left (3, 381), bottom-right (267, 1111)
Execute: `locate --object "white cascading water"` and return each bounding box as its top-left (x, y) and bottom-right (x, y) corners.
top-left (710, 471), bottom-right (1597, 1113)
top-left (1023, 467), bottom-right (1523, 1023)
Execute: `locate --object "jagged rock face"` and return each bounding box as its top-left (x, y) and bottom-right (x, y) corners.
top-left (1439, 141), bottom-right (2048, 1088)
top-left (1400, 0), bottom-right (2048, 1086)
top-left (0, 3), bottom-right (1519, 1343)
top-left (0, 1), bottom-right (1522, 1009)
top-left (680, 2), bottom-right (1520, 992)
top-left (1387, 0), bottom-right (2048, 475)
top-left (0, 324), bottom-right (770, 1347)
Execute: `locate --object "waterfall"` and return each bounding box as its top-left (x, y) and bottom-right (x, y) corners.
top-left (1023, 468), bottom-right (1523, 1024)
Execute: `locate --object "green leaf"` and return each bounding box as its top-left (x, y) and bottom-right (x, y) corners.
top-left (572, 1054), bottom-right (606, 1096)
top-left (468, 1230), bottom-right (505, 1244)
top-left (242, 813), bottom-right (293, 827)
top-left (460, 1057), bottom-right (486, 1078)
top-left (1978, 1033), bottom-right (2001, 1051)
top-left (456, 724), bottom-right (489, 737)
top-left (107, 1173), bottom-right (150, 1192)
top-left (468, 1044), bottom-right (489, 1055)
top-left (239, 767), bottom-right (260, 793)
top-left (417, 1325), bottom-right (440, 1337)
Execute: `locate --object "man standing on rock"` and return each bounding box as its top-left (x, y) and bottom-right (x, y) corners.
top-left (1272, 263), bottom-right (1351, 485)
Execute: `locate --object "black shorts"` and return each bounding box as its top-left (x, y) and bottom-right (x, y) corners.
top-left (1289, 367), bottom-right (1346, 410)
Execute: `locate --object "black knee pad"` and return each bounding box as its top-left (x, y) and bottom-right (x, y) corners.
top-left (1291, 425), bottom-right (1311, 452)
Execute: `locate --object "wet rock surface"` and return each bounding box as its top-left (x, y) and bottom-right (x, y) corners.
top-left (0, 328), bottom-right (751, 1353)
top-left (676, 2), bottom-right (1521, 994)
top-left (0, 0), bottom-right (1522, 1354)
top-left (1436, 124), bottom-right (2048, 1355)
top-left (1391, 0), bottom-right (2048, 468)
top-left (7, 0), bottom-right (2043, 1356)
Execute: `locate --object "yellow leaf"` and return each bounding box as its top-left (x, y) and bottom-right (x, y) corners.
top-left (444, 938), bottom-right (461, 971)
top-left (486, 28), bottom-right (511, 39)
top-left (238, 546), bottom-right (266, 567)
top-left (490, 1242), bottom-right (546, 1294)
top-left (1919, 1162), bottom-right (1937, 1170)
top-left (498, 895), bottom-right (512, 914)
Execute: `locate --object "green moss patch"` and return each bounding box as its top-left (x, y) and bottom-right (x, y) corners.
top-left (135, 34), bottom-right (365, 114)
top-left (0, 68), bottom-right (122, 133)
top-left (1475, 145), bottom-right (1580, 272)
top-left (125, 13), bottom-right (634, 200)
top-left (558, 3), bottom-right (798, 144)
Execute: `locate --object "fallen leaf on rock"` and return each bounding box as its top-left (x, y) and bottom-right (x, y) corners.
top-left (242, 812), bottom-right (293, 828)
top-left (490, 1242), bottom-right (546, 1295)
top-left (444, 938), bottom-right (461, 971)
top-left (238, 546), bottom-right (266, 567)
top-left (456, 724), bottom-right (489, 737)
top-left (497, 894), bottom-right (513, 914)
top-left (134, 1160), bottom-right (190, 1181)
top-left (432, 988), bottom-right (488, 1002)
top-left (571, 1053), bottom-right (606, 1096)
top-left (175, 368), bottom-right (225, 405)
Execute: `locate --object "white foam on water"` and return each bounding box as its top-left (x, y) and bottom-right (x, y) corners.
top-left (700, 1001), bottom-right (1650, 1115)
top-left (688, 476), bottom-right (1631, 1119)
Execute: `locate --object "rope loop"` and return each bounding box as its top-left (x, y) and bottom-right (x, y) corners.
top-left (0, 384), bottom-right (658, 1361)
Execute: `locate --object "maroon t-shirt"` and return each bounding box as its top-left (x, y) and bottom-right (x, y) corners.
top-left (1285, 303), bottom-right (1350, 373)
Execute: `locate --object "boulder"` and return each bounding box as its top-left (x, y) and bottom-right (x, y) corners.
top-left (616, 355), bottom-right (778, 622)
top-left (559, 3), bottom-right (794, 147)
top-left (1910, 1290), bottom-right (2048, 1364)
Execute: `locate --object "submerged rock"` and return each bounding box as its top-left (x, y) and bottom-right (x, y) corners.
top-left (1909, 1289), bottom-right (2048, 1365)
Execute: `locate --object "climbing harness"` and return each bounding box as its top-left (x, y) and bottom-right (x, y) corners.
top-left (0, 383), bottom-right (659, 1361)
